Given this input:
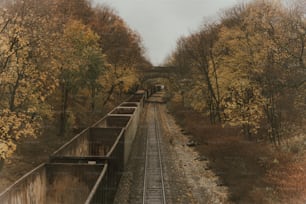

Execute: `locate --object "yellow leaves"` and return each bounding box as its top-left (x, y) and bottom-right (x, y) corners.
top-left (0, 139), bottom-right (16, 160)
top-left (117, 67), bottom-right (139, 92)
top-left (0, 108), bottom-right (40, 159)
top-left (40, 95), bottom-right (45, 102)
top-left (186, 82), bottom-right (207, 112)
top-left (0, 0), bottom-right (148, 158)
top-left (60, 20), bottom-right (102, 77)
top-left (99, 63), bottom-right (138, 94)
top-left (64, 20), bottom-right (100, 51)
top-left (27, 107), bottom-right (37, 112)
top-left (0, 6), bottom-right (59, 160)
top-left (222, 83), bottom-right (265, 135)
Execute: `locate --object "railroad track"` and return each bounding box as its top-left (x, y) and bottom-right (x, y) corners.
top-left (142, 103), bottom-right (167, 204)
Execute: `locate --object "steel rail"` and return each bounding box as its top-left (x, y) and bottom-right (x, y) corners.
top-left (142, 104), bottom-right (149, 204)
top-left (142, 103), bottom-right (167, 204)
top-left (154, 104), bottom-right (167, 204)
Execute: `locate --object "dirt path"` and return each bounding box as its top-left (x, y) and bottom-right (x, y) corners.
top-left (115, 92), bottom-right (229, 203)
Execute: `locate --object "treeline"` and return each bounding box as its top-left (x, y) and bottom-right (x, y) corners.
top-left (0, 0), bottom-right (151, 159)
top-left (166, 0), bottom-right (306, 145)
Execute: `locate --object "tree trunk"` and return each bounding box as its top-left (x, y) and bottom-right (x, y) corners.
top-left (264, 95), bottom-right (282, 146)
top-left (9, 74), bottom-right (21, 112)
top-left (59, 83), bottom-right (69, 136)
top-left (91, 86), bottom-right (96, 113)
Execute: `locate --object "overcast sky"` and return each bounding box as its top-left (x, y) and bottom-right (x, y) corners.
top-left (93, 0), bottom-right (245, 65)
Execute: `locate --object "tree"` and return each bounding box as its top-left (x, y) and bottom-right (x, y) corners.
top-left (216, 0), bottom-right (305, 142)
top-left (0, 0), bottom-right (150, 158)
top-left (0, 0), bottom-right (60, 159)
top-left (56, 19), bottom-right (105, 135)
top-left (168, 0), bottom-right (306, 143)
top-left (168, 24), bottom-right (222, 124)
top-left (90, 6), bottom-right (146, 96)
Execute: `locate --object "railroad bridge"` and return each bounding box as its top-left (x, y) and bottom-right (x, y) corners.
top-left (139, 66), bottom-right (177, 92)
top-left (141, 66), bottom-right (177, 81)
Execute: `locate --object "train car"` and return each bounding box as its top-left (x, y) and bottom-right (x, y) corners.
top-left (0, 163), bottom-right (108, 204)
top-left (0, 89), bottom-right (152, 204)
top-left (93, 114), bottom-right (136, 166)
top-left (49, 127), bottom-right (125, 203)
top-left (50, 127), bottom-right (124, 165)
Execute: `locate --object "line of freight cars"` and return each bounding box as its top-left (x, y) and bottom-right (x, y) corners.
top-left (0, 88), bottom-right (157, 204)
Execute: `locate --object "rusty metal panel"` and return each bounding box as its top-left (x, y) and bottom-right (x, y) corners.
top-left (102, 114), bottom-right (138, 166)
top-left (0, 164), bottom-right (46, 204)
top-left (0, 163), bottom-right (105, 204)
top-left (51, 129), bottom-right (91, 157)
top-left (110, 107), bottom-right (136, 115)
top-left (89, 128), bottom-right (122, 156)
top-left (46, 164), bottom-right (101, 204)
top-left (94, 115), bottom-right (132, 128)
top-left (106, 115), bottom-right (131, 127)
top-left (120, 102), bottom-right (138, 107)
top-left (51, 128), bottom-right (124, 158)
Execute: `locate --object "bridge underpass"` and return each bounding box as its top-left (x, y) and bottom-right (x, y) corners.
top-left (139, 66), bottom-right (177, 89)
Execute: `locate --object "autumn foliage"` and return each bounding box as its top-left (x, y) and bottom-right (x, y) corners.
top-left (166, 2), bottom-right (306, 201)
top-left (167, 0), bottom-right (306, 144)
top-left (0, 0), bottom-right (150, 159)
